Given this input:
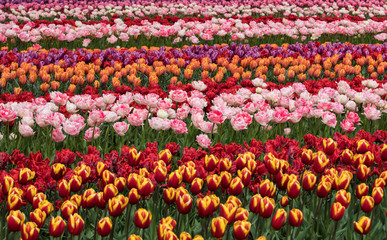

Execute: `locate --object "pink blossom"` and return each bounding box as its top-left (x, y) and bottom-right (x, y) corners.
top-left (84, 127), bottom-right (101, 142)
top-left (254, 111), bottom-right (272, 126)
top-left (272, 107), bottom-right (289, 123)
top-left (346, 112), bottom-right (360, 125)
top-left (19, 124), bottom-right (34, 137)
top-left (127, 113), bottom-right (144, 126)
top-left (103, 94), bottom-right (117, 104)
top-left (52, 128), bottom-right (66, 143)
top-left (63, 121), bottom-right (84, 136)
top-left (113, 122), bottom-right (129, 136)
top-left (50, 92), bottom-right (69, 106)
top-left (321, 112), bottom-right (337, 128)
top-left (196, 134), bottom-right (211, 148)
top-left (171, 119), bottom-right (188, 134)
top-left (169, 90), bottom-right (187, 103)
top-left (207, 110), bottom-right (225, 125)
top-left (0, 109), bottom-right (17, 122)
top-left (364, 106), bottom-right (381, 120)
top-left (89, 109), bottom-right (106, 124)
top-left (340, 119), bottom-right (356, 133)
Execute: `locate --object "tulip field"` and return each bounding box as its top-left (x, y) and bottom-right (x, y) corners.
top-left (1, 0), bottom-right (387, 240)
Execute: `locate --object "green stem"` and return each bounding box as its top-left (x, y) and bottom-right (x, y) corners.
top-left (109, 217), bottom-right (116, 240)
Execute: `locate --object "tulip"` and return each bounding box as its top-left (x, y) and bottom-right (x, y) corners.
top-left (51, 163), bottom-right (66, 180)
top-left (313, 151), bottom-right (329, 173)
top-left (96, 192), bottom-right (106, 209)
top-left (69, 175), bottom-right (83, 192)
top-left (82, 188), bottom-right (97, 208)
top-left (197, 196), bottom-right (215, 218)
top-left (138, 177), bottom-right (154, 196)
top-left (7, 194), bottom-right (22, 211)
top-left (18, 168), bottom-right (35, 184)
top-left (108, 195), bottom-right (129, 217)
top-left (103, 183), bottom-right (118, 201)
top-left (330, 202), bottom-right (345, 221)
top-left (2, 175), bottom-right (14, 195)
top-left (101, 170), bottom-right (115, 186)
top-left (356, 183), bottom-right (369, 199)
top-left (238, 168), bottom-right (252, 186)
top-left (220, 171), bottom-right (232, 188)
top-left (163, 187), bottom-right (177, 205)
top-left (134, 208), bottom-right (152, 229)
top-left (70, 194), bottom-right (82, 207)
top-left (176, 193), bottom-right (193, 214)
top-left (21, 222), bottom-right (40, 240)
top-left (363, 151), bottom-right (374, 167)
top-left (280, 196), bottom-right (289, 207)
top-left (220, 203), bottom-right (238, 223)
top-left (160, 217), bottom-right (176, 229)
top-left (301, 149), bottom-right (313, 165)
top-left (235, 208), bottom-right (249, 221)
top-left (204, 154), bottom-right (219, 172)
top-left (277, 173), bottom-right (290, 190)
top-left (287, 179), bottom-right (301, 199)
top-left (60, 200), bottom-right (78, 220)
top-left (192, 236), bottom-right (204, 240)
top-left (335, 190), bottom-right (351, 208)
top-left (159, 149), bottom-right (173, 165)
top-left (264, 157), bottom-right (280, 175)
top-left (7, 210), bottom-right (25, 232)
top-left (356, 139), bottom-right (370, 154)
top-left (168, 170), bottom-right (183, 188)
top-left (26, 185), bottom-right (37, 203)
top-left (30, 208), bottom-right (46, 228)
top-left (211, 217), bottom-right (228, 238)
top-left (289, 209), bottom-right (303, 227)
top-left (58, 179), bottom-right (70, 198)
top-left (49, 216), bottom-right (66, 237)
top-left (381, 144), bottom-right (387, 161)
top-left (181, 166), bottom-right (196, 183)
top-left (74, 165), bottom-right (91, 183)
top-left (228, 177), bottom-right (244, 196)
top-left (38, 200), bottom-right (54, 215)
top-left (219, 158), bottom-right (232, 172)
top-left (353, 216), bottom-right (371, 235)
top-left (317, 181), bottom-right (332, 198)
top-left (357, 164), bottom-right (370, 182)
top-left (233, 220), bottom-right (251, 240)
top-left (179, 232), bottom-right (192, 240)
top-left (206, 174), bottom-right (221, 191)
top-left (68, 213), bottom-right (84, 235)
top-left (249, 194), bottom-right (262, 213)
top-left (190, 178), bottom-right (203, 195)
top-left (154, 166), bottom-right (168, 183)
top-left (259, 179), bottom-right (276, 198)
top-left (271, 209), bottom-right (287, 230)
top-left (302, 171), bottom-right (317, 191)
top-left (322, 138), bottom-right (337, 155)
top-left (360, 196), bottom-right (374, 213)
top-left (32, 192), bottom-right (46, 209)
top-left (128, 235), bottom-right (143, 240)
top-left (97, 217), bottom-right (113, 237)
top-left (128, 188), bottom-right (141, 205)
top-left (121, 146), bottom-right (142, 166)
top-left (371, 187), bottom-right (384, 205)
top-left (226, 196), bottom-right (242, 208)
top-left (341, 149), bottom-right (354, 165)
top-left (97, 161), bottom-right (108, 178)
top-left (259, 197), bottom-right (275, 218)
top-left (127, 173), bottom-right (140, 190)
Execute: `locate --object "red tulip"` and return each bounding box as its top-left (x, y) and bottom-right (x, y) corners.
top-left (353, 216), bottom-right (371, 235)
top-left (233, 220), bottom-right (251, 240)
top-left (302, 171), bottom-right (317, 191)
top-left (154, 166), bottom-right (167, 183)
top-left (21, 222), bottom-right (40, 240)
top-left (322, 138), bottom-right (337, 155)
top-left (204, 154), bottom-right (219, 172)
top-left (68, 213), bottom-right (84, 235)
top-left (371, 187), bottom-right (384, 205)
top-left (249, 194), bottom-right (262, 213)
top-left (7, 210), bottom-right (25, 232)
top-left (97, 217), bottom-right (113, 237)
top-left (271, 209), bottom-right (287, 230)
top-left (60, 200), bottom-right (78, 220)
top-left (30, 208), bottom-right (46, 228)
top-left (234, 208), bottom-right (249, 222)
top-left (356, 183), bottom-right (369, 199)
top-left (134, 208), bottom-right (152, 228)
top-left (356, 139), bottom-right (370, 154)
top-left (128, 188), bottom-right (141, 205)
top-left (58, 179), bottom-right (70, 198)
top-left (330, 202), bottom-right (345, 221)
top-left (220, 171), bottom-right (232, 189)
top-left (280, 196), bottom-right (289, 207)
top-left (220, 203), bottom-right (238, 223)
top-left (259, 197), bottom-right (275, 218)
top-left (49, 216), bottom-right (66, 237)
top-left (357, 164), bottom-right (370, 182)
top-left (176, 193), bottom-right (193, 214)
top-left (159, 149), bottom-right (173, 165)
top-left (287, 179), bottom-right (301, 199)
top-left (163, 187), bottom-right (176, 205)
top-left (108, 195), bottom-right (128, 217)
top-left (211, 217), bottom-right (228, 238)
top-left (301, 149), bottom-right (313, 165)
top-left (335, 190), bottom-right (351, 208)
top-left (197, 196), bottom-right (215, 218)
top-left (228, 177), bottom-right (244, 196)
top-left (289, 209), bottom-right (303, 227)
top-left (51, 163), bottom-right (66, 180)
top-left (190, 178), bottom-right (203, 195)
top-left (26, 185), bottom-right (37, 203)
top-left (18, 168), bottom-right (35, 184)
top-left (360, 196), bottom-right (374, 213)
top-left (206, 174), bottom-right (221, 192)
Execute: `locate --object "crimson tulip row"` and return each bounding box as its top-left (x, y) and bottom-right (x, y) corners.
top-left (0, 131), bottom-right (387, 239)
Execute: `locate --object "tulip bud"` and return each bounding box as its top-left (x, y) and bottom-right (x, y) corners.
top-left (363, 151), bottom-right (374, 167)
top-left (249, 194), bottom-right (262, 213)
top-left (58, 179), bottom-right (70, 198)
top-left (313, 151), bottom-right (329, 173)
top-left (49, 216), bottom-right (66, 237)
top-left (322, 138), bottom-right (337, 155)
top-left (97, 217), bottom-right (113, 237)
top-left (353, 216), bottom-right (371, 235)
top-left (228, 177), bottom-right (244, 196)
top-left (335, 190), bottom-right (351, 208)
top-left (68, 213), bottom-right (84, 235)
top-left (128, 235), bottom-right (143, 240)
top-left (259, 197), bottom-right (275, 218)
top-left (159, 149), bottom-right (173, 165)
top-left (356, 183), bottom-right (369, 199)
top-left (341, 149), bottom-right (354, 165)
top-left (219, 158), bottom-right (232, 172)
top-left (26, 185), bottom-right (37, 204)
top-left (204, 154), bottom-right (219, 172)
top-left (108, 195), bottom-right (128, 217)
top-left (330, 202), bottom-right (345, 221)
top-left (138, 176), bottom-right (154, 196)
top-left (360, 196), bottom-right (374, 213)
top-left (237, 168), bottom-right (252, 186)
top-left (96, 192), bottom-right (106, 209)
top-left (316, 180), bottom-right (332, 198)
top-left (226, 196), bottom-right (242, 208)
top-left (301, 149), bottom-right (313, 165)
top-left (163, 187), bottom-right (176, 205)
top-left (371, 187), bottom-right (383, 205)
top-left (127, 173), bottom-right (140, 190)
top-left (373, 178), bottom-right (385, 189)
top-left (356, 139), bottom-right (370, 154)
top-left (235, 208), bottom-right (249, 222)
top-left (168, 170), bottom-right (183, 188)
top-left (207, 174), bottom-right (221, 192)
top-left (7, 210), bottom-right (25, 232)
top-left (154, 166), bottom-right (168, 183)
top-left (102, 170), bottom-right (116, 186)
top-left (60, 200), bottom-right (78, 220)
top-left (197, 196), bottom-right (215, 218)
top-left (180, 232), bottom-right (192, 240)
top-left (74, 165), bottom-right (91, 183)
top-left (220, 171), bottom-right (232, 189)
top-left (287, 179), bottom-right (301, 199)
top-left (264, 157), bottom-right (280, 175)
top-left (69, 175), bottom-right (83, 192)
top-left (134, 208), bottom-right (152, 228)
top-left (381, 144), bottom-right (387, 162)
top-left (357, 164), bottom-right (370, 182)
top-left (18, 168), bottom-right (35, 184)
top-left (289, 209), bottom-right (303, 227)
top-left (121, 146), bottom-right (142, 167)
top-left (233, 220), bottom-right (251, 240)
top-left (259, 179), bottom-right (276, 198)
top-left (302, 171), bottom-right (317, 191)
top-left (30, 208), bottom-right (46, 228)
top-left (271, 208), bottom-right (287, 230)
top-left (190, 178), bottom-right (203, 195)
top-left (51, 163), bottom-right (66, 180)
top-left (96, 162), bottom-right (108, 178)
top-left (219, 203), bottom-right (238, 223)
top-left (70, 194), bottom-right (82, 208)
top-left (176, 193), bottom-right (193, 214)
top-left (103, 184), bottom-right (118, 201)
top-left (280, 196), bottom-right (289, 207)
top-left (128, 188), bottom-right (141, 205)
top-left (211, 217), bottom-right (228, 238)
top-left (21, 222), bottom-right (40, 240)
top-left (114, 177), bottom-right (126, 192)
top-left (2, 175), bottom-right (14, 195)
top-left (7, 194), bottom-right (22, 211)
